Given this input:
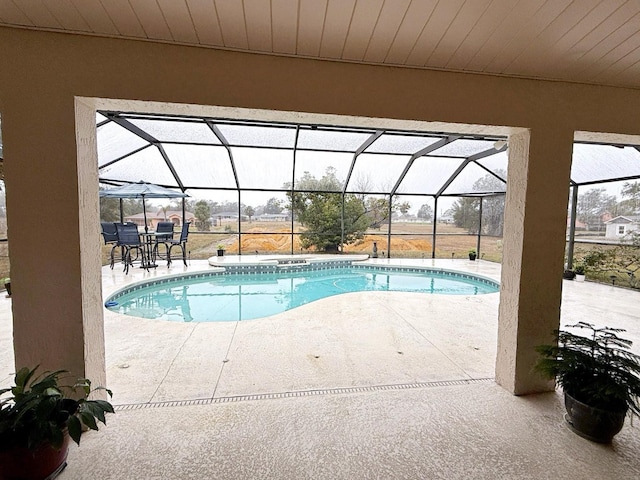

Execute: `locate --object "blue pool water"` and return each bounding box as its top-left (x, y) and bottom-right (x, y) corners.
top-left (106, 266), bottom-right (499, 322)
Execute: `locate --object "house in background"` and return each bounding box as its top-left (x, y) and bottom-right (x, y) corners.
top-left (605, 216), bottom-right (640, 239)
top-left (125, 209), bottom-right (195, 230)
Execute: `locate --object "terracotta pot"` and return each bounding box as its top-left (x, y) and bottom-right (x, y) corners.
top-left (0, 434), bottom-right (70, 480)
top-left (564, 392), bottom-right (627, 443)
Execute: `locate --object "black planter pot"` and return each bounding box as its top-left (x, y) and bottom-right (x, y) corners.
top-left (217, 249), bottom-right (225, 257)
top-left (564, 392), bottom-right (627, 443)
top-left (468, 253), bottom-right (477, 261)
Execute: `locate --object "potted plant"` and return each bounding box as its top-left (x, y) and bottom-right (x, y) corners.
top-left (2, 278), bottom-right (10, 297)
top-left (563, 269), bottom-right (576, 280)
top-left (574, 264), bottom-right (586, 282)
top-left (217, 244), bottom-right (225, 257)
top-left (0, 366), bottom-right (114, 479)
top-left (468, 249), bottom-right (477, 261)
top-left (535, 322), bottom-right (640, 443)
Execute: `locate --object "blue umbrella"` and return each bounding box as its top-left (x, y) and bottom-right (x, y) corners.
top-left (99, 181), bottom-right (189, 232)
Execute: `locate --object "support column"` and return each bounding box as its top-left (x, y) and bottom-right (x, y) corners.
top-left (3, 93), bottom-right (105, 386)
top-left (496, 126), bottom-right (574, 395)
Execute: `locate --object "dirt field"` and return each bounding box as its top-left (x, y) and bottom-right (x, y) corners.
top-left (99, 221), bottom-right (504, 265)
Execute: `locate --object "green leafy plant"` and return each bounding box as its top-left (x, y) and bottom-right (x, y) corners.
top-left (535, 322), bottom-right (640, 415)
top-left (0, 366), bottom-right (114, 450)
top-left (574, 264), bottom-right (585, 275)
top-left (468, 249), bottom-right (476, 255)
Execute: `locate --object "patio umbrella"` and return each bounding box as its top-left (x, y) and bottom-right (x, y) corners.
top-left (99, 181), bottom-right (189, 232)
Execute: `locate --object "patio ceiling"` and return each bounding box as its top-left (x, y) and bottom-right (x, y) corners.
top-left (2, 1), bottom-right (640, 90)
top-left (97, 111), bottom-right (640, 199)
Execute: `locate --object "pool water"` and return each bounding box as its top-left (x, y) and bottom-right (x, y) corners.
top-left (107, 267), bottom-right (499, 322)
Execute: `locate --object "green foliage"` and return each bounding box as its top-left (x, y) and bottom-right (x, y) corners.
top-left (417, 204), bottom-right (433, 221)
top-left (286, 168), bottom-right (402, 251)
top-left (450, 171), bottom-right (505, 235)
top-left (244, 205), bottom-right (255, 222)
top-left (578, 234), bottom-right (640, 288)
top-left (194, 200), bottom-right (211, 231)
top-left (0, 367), bottom-right (114, 450)
top-left (535, 323), bottom-right (640, 415)
top-left (264, 197), bottom-right (283, 214)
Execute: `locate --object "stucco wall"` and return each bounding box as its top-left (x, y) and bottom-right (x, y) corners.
top-left (0, 26), bottom-right (639, 392)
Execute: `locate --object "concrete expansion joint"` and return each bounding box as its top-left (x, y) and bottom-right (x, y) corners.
top-left (115, 377), bottom-right (495, 411)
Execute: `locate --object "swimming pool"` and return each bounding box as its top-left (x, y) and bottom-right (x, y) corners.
top-left (106, 264), bottom-right (499, 322)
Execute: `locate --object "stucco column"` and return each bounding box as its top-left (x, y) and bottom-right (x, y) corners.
top-left (3, 93), bottom-right (105, 386)
top-left (496, 126), bottom-right (574, 395)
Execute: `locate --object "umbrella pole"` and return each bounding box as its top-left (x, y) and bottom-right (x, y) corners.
top-left (143, 196), bottom-right (148, 233)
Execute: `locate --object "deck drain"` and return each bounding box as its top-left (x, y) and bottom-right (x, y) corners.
top-left (115, 377), bottom-right (494, 411)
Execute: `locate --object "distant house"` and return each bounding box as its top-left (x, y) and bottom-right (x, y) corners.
top-left (125, 209), bottom-right (195, 229)
top-left (604, 215), bottom-right (640, 239)
top-left (256, 213), bottom-right (290, 222)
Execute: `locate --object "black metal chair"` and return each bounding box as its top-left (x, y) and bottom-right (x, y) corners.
top-left (115, 223), bottom-right (144, 274)
top-left (101, 222), bottom-right (121, 269)
top-left (153, 221), bottom-right (175, 260)
top-left (167, 222), bottom-right (191, 267)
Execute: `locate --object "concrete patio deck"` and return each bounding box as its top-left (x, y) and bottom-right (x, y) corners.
top-left (1, 257), bottom-right (639, 478)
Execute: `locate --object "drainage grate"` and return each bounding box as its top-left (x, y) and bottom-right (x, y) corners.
top-left (115, 377), bottom-right (494, 411)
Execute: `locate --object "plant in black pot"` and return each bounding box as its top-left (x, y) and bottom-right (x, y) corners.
top-left (535, 322), bottom-right (640, 443)
top-left (0, 366), bottom-right (114, 479)
top-left (468, 249), bottom-right (477, 261)
top-left (217, 244), bottom-right (225, 257)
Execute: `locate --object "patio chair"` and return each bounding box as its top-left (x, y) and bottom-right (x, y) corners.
top-left (115, 222), bottom-right (144, 274)
top-left (153, 221), bottom-right (175, 260)
top-left (167, 222), bottom-right (191, 267)
top-left (101, 222), bottom-right (120, 269)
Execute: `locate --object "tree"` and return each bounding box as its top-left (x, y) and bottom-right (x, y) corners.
top-left (577, 188), bottom-right (617, 231)
top-left (194, 200), bottom-right (211, 231)
top-left (621, 181), bottom-right (640, 214)
top-left (417, 204), bottom-right (433, 221)
top-left (450, 171), bottom-right (505, 235)
top-left (244, 205), bottom-right (255, 222)
top-left (264, 197), bottom-right (283, 214)
top-left (287, 168), bottom-right (394, 251)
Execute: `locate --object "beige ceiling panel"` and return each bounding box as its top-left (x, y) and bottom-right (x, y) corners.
top-left (319, 0), bottom-right (356, 58)
top-left (588, 30), bottom-right (640, 83)
top-left (71, 0), bottom-right (119, 35)
top-left (605, 54), bottom-right (640, 85)
top-left (444, 0), bottom-right (515, 70)
top-left (297, 0), bottom-right (328, 57)
top-left (41, 0), bottom-right (90, 31)
top-left (130, 0), bottom-right (173, 41)
top-left (568, 12), bottom-right (640, 78)
top-left (157, 0), bottom-right (198, 43)
top-left (14, 0), bottom-right (61, 29)
top-left (464, 0), bottom-right (546, 72)
top-left (427, 0), bottom-right (492, 68)
top-left (215, 0), bottom-right (248, 48)
top-left (272, 0), bottom-right (298, 54)
top-left (187, 0), bottom-right (223, 46)
top-left (405, 0), bottom-right (465, 66)
top-left (384, 0), bottom-right (437, 64)
top-left (0, 1), bottom-right (34, 25)
top-left (100, 0), bottom-right (147, 37)
top-left (549, 1), bottom-right (626, 57)
top-left (362, 0), bottom-right (411, 63)
top-left (244, 0), bottom-right (272, 51)
top-left (556, 1), bottom-right (640, 76)
top-left (342, 0), bottom-right (383, 61)
top-left (506, 0), bottom-right (600, 77)
top-left (486, 0), bottom-right (572, 74)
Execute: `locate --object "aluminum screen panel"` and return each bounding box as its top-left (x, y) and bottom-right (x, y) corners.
top-left (571, 144), bottom-right (640, 184)
top-left (297, 128), bottom-right (374, 152)
top-left (163, 144), bottom-right (237, 189)
top-left (345, 153), bottom-right (411, 193)
top-left (215, 124), bottom-right (296, 148)
top-left (397, 157), bottom-right (464, 195)
top-left (232, 147), bottom-right (294, 190)
top-left (129, 119), bottom-right (221, 144)
top-left (365, 134), bottom-right (442, 154)
top-left (97, 121), bottom-right (149, 166)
